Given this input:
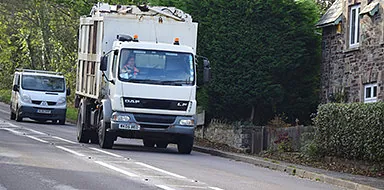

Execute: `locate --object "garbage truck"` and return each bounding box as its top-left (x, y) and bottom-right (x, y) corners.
top-left (75, 2), bottom-right (210, 154)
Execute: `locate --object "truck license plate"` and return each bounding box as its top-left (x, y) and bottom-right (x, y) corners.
top-left (37, 109), bottom-right (51, 114)
top-left (119, 123), bottom-right (140, 130)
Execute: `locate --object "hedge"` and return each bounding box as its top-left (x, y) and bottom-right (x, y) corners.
top-left (314, 102), bottom-right (384, 162)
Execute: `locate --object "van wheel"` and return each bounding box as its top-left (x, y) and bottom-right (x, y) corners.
top-left (10, 111), bottom-right (16, 120)
top-left (15, 108), bottom-right (22, 122)
top-left (143, 139), bottom-right (155, 147)
top-left (177, 135), bottom-right (194, 154)
top-left (156, 142), bottom-right (168, 149)
top-left (59, 119), bottom-right (65, 125)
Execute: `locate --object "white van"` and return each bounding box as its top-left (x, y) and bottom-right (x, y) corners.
top-left (10, 69), bottom-right (70, 124)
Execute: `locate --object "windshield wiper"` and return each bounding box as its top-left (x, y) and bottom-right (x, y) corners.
top-left (160, 80), bottom-right (192, 86)
top-left (129, 79), bottom-right (162, 84)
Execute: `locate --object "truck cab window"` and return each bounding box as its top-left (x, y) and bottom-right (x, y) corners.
top-left (118, 49), bottom-right (194, 85)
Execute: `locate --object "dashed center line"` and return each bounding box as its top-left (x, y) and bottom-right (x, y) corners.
top-left (26, 135), bottom-right (48, 143)
top-left (52, 136), bottom-right (77, 144)
top-left (94, 161), bottom-right (139, 177)
top-left (135, 162), bottom-right (187, 179)
top-left (209, 187), bottom-right (225, 190)
top-left (156, 185), bottom-right (176, 190)
top-left (1, 128), bottom-right (23, 135)
top-left (89, 147), bottom-right (123, 158)
top-left (56, 146), bottom-right (85, 157)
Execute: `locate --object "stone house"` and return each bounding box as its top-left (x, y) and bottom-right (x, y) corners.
top-left (316, 0), bottom-right (383, 103)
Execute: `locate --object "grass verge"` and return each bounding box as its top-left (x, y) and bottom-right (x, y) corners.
top-left (0, 89), bottom-right (11, 103)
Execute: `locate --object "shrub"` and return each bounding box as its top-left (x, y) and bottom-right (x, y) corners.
top-left (313, 102), bottom-right (384, 162)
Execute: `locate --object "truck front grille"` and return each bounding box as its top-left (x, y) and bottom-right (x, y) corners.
top-left (134, 113), bottom-right (176, 124)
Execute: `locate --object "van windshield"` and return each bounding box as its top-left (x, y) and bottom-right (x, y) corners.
top-left (21, 75), bottom-right (65, 92)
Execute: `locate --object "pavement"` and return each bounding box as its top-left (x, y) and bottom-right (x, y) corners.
top-left (192, 145), bottom-right (384, 190)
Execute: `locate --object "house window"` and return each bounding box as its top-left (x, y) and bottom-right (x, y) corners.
top-left (349, 4), bottom-right (360, 48)
top-left (364, 83), bottom-right (377, 103)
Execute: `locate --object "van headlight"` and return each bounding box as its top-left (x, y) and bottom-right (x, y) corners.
top-left (21, 94), bottom-right (31, 103)
top-left (179, 119), bottom-right (194, 126)
top-left (57, 97), bottom-right (66, 105)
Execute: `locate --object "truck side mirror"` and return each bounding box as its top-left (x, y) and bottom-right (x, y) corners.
top-left (203, 59), bottom-right (211, 83)
top-left (66, 88), bottom-right (71, 96)
top-left (100, 56), bottom-right (108, 71)
top-left (13, 84), bottom-right (19, 92)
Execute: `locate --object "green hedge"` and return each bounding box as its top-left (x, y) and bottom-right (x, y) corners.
top-left (314, 103), bottom-right (384, 162)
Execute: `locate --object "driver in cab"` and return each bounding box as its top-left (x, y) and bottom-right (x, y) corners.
top-left (120, 56), bottom-right (139, 79)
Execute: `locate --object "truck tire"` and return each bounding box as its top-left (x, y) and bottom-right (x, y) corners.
top-left (177, 135), bottom-right (194, 154)
top-left (90, 131), bottom-right (99, 144)
top-left (77, 106), bottom-right (90, 143)
top-left (98, 113), bottom-right (114, 149)
top-left (10, 111), bottom-right (16, 120)
top-left (143, 139), bottom-right (155, 147)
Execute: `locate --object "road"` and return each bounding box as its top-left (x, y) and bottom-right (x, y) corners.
top-left (0, 102), bottom-right (344, 190)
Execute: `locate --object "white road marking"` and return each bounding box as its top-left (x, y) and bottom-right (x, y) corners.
top-left (52, 136), bottom-right (77, 144)
top-left (1, 128), bottom-right (23, 135)
top-left (135, 162), bottom-right (186, 179)
top-left (56, 146), bottom-right (85, 157)
top-left (94, 161), bottom-right (139, 177)
top-left (7, 122), bottom-right (20, 128)
top-left (26, 135), bottom-right (48, 143)
top-left (89, 147), bottom-right (123, 158)
top-left (156, 185), bottom-right (176, 190)
top-left (23, 128), bottom-right (46, 135)
top-left (0, 109), bottom-right (9, 115)
top-left (209, 187), bottom-right (224, 190)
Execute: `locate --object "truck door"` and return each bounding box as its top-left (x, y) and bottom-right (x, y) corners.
top-left (108, 50), bottom-right (119, 100)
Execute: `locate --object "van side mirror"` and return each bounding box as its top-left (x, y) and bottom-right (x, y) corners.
top-left (13, 85), bottom-right (19, 92)
top-left (203, 59), bottom-right (211, 83)
top-left (66, 88), bottom-right (71, 96)
top-left (100, 56), bottom-right (108, 71)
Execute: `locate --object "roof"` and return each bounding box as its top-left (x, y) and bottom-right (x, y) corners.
top-left (316, 0), bottom-right (343, 28)
top-left (360, 0), bottom-right (380, 17)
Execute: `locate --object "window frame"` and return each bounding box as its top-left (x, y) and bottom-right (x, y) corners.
top-left (349, 4), bottom-right (360, 48)
top-left (364, 83), bottom-right (378, 103)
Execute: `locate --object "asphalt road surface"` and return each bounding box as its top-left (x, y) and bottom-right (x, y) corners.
top-left (0, 102), bottom-right (344, 190)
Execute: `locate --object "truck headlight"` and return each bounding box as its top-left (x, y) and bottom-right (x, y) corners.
top-left (179, 119), bottom-right (194, 126)
top-left (57, 97), bottom-right (66, 105)
top-left (112, 114), bottom-right (131, 122)
top-left (21, 94), bottom-right (31, 103)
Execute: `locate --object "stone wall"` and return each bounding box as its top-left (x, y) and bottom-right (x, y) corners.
top-left (195, 120), bottom-right (315, 153)
top-left (195, 120), bottom-right (262, 152)
top-left (320, 3), bottom-right (384, 103)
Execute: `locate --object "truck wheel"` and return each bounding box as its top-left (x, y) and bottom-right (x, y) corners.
top-left (143, 139), bottom-right (155, 147)
top-left (10, 111), bottom-right (16, 120)
top-left (90, 131), bottom-right (99, 144)
top-left (156, 142), bottom-right (168, 149)
top-left (177, 135), bottom-right (194, 154)
top-left (98, 114), bottom-right (114, 149)
top-left (15, 108), bottom-right (22, 122)
top-left (77, 107), bottom-right (90, 143)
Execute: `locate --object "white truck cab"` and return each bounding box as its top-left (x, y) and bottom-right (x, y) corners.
top-left (10, 69), bottom-right (70, 124)
top-left (75, 3), bottom-right (210, 154)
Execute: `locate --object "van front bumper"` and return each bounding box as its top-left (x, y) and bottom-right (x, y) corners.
top-left (19, 106), bottom-right (66, 120)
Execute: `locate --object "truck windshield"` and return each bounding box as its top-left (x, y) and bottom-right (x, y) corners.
top-left (118, 49), bottom-right (195, 86)
top-left (21, 75), bottom-right (65, 92)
